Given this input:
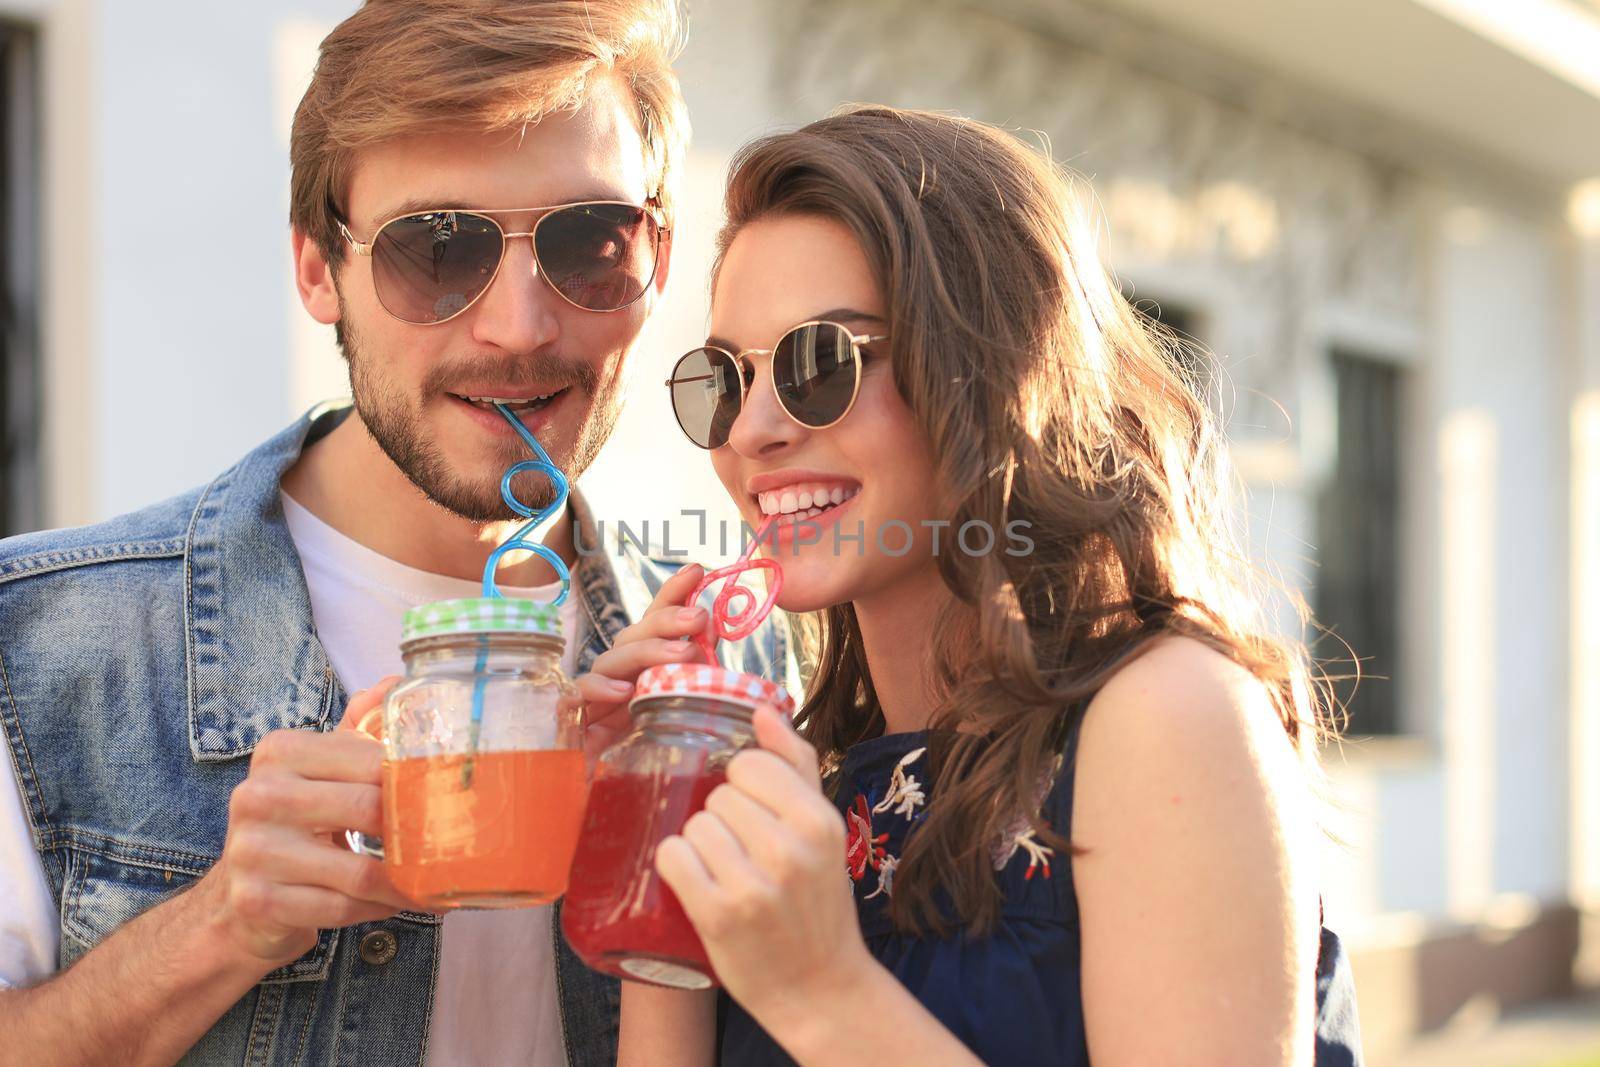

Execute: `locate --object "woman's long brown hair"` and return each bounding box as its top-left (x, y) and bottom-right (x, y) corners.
top-left (715, 106), bottom-right (1339, 937)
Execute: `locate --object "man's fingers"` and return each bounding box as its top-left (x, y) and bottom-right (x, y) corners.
top-left (229, 826), bottom-right (410, 909)
top-left (337, 676), bottom-right (400, 734)
top-left (226, 880), bottom-right (402, 933)
top-left (232, 776), bottom-right (384, 837)
top-left (250, 728), bottom-right (385, 784)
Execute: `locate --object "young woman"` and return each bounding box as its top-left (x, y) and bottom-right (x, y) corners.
top-left (574, 105), bottom-right (1362, 1066)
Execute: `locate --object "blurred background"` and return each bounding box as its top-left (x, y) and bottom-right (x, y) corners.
top-left (0, 0), bottom-right (1597, 1063)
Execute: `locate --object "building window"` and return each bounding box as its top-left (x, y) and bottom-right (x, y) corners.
top-left (1314, 349), bottom-right (1406, 735)
top-left (0, 22), bottom-right (38, 537)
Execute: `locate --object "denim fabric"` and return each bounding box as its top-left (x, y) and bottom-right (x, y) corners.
top-left (0, 404), bottom-right (791, 1066)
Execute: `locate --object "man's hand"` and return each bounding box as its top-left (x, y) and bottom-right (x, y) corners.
top-left (0, 682), bottom-right (421, 1067)
top-left (193, 679), bottom-right (415, 968)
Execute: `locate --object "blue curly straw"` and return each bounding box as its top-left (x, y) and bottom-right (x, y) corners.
top-left (462, 403), bottom-right (571, 787)
top-left (483, 402), bottom-right (572, 603)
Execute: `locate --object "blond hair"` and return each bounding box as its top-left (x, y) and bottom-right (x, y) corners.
top-left (290, 0), bottom-right (688, 266)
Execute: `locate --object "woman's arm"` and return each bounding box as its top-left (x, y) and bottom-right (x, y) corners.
top-left (741, 952), bottom-right (982, 1067)
top-left (1073, 636), bottom-right (1324, 1067)
top-left (617, 983), bottom-right (716, 1067)
top-left (654, 707), bottom-right (981, 1067)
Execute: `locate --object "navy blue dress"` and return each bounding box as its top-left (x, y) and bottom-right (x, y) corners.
top-left (718, 729), bottom-right (1364, 1066)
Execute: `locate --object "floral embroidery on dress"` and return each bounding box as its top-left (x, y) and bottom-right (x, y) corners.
top-left (845, 794), bottom-right (889, 881)
top-left (844, 747), bottom-right (929, 899)
top-left (990, 753), bottom-right (1065, 881)
top-left (845, 745), bottom-right (1065, 897)
top-left (871, 747), bottom-right (927, 819)
top-left (863, 852), bottom-right (898, 900)
top-left (993, 821), bottom-right (1055, 881)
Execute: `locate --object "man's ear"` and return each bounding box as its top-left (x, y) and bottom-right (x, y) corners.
top-left (292, 228), bottom-right (342, 326)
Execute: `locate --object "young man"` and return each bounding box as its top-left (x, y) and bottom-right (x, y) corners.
top-left (0, 3), bottom-right (787, 1064)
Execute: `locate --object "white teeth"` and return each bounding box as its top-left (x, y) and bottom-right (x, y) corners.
top-left (463, 392), bottom-right (558, 405)
top-left (756, 483), bottom-right (861, 516)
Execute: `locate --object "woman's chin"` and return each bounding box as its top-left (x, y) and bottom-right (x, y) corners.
top-left (773, 566), bottom-right (858, 615)
top-left (775, 586), bottom-right (848, 615)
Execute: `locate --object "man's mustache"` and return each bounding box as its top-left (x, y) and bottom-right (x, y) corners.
top-left (421, 352), bottom-right (599, 396)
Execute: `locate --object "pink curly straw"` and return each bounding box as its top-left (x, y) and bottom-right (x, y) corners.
top-left (688, 515), bottom-right (784, 665)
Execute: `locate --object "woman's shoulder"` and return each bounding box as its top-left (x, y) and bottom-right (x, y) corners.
top-left (1068, 644), bottom-right (1327, 1060)
top-left (1082, 634), bottom-right (1294, 758)
top-left (1073, 634), bottom-right (1314, 848)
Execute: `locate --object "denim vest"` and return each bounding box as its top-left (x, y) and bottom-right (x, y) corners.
top-left (0, 406), bottom-right (791, 1066)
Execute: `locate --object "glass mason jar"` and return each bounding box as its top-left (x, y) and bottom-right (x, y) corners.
top-left (562, 662), bottom-right (795, 990)
top-left (350, 597), bottom-right (584, 910)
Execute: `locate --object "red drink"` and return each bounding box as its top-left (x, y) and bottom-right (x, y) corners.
top-left (562, 762), bottom-right (726, 989)
top-left (562, 661), bottom-right (793, 989)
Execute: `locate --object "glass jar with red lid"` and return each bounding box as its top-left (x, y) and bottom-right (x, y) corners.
top-left (561, 661), bottom-right (794, 990)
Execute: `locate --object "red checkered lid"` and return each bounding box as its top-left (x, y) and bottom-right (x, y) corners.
top-left (632, 662), bottom-right (795, 717)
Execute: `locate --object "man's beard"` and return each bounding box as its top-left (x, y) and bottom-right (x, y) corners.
top-left (340, 309), bottom-right (622, 523)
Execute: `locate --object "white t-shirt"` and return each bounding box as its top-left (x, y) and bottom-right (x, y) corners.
top-left (0, 492), bottom-right (582, 1067)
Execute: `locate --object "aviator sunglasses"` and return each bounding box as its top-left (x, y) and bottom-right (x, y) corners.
top-left (666, 320), bottom-right (888, 449)
top-left (337, 199), bottom-right (668, 324)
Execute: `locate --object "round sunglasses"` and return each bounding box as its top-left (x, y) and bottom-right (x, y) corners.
top-left (665, 320), bottom-right (888, 449)
top-left (337, 200), bottom-right (667, 324)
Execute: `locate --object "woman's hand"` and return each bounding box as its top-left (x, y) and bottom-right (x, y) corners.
top-left (563, 563), bottom-right (711, 762)
top-left (655, 705), bottom-right (874, 1024)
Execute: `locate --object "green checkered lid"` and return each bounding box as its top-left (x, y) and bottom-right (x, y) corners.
top-left (401, 596), bottom-right (563, 643)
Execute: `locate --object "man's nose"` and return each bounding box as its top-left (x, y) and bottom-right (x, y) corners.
top-left (467, 233), bottom-right (561, 353)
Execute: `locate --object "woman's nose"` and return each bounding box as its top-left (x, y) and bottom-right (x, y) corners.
top-left (725, 354), bottom-right (802, 458)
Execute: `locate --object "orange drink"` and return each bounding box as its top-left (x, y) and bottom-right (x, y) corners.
top-left (381, 747), bottom-right (588, 909)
